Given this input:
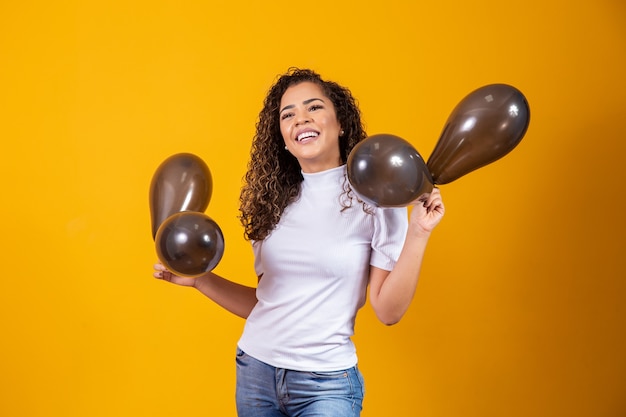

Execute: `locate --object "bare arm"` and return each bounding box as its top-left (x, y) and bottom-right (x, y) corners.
top-left (368, 188), bottom-right (445, 325)
top-left (154, 264), bottom-right (258, 319)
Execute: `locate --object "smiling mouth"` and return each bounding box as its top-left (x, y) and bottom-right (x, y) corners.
top-left (297, 131), bottom-right (319, 142)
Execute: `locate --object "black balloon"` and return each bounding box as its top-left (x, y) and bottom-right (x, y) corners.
top-left (347, 134), bottom-right (433, 207)
top-left (149, 153), bottom-right (213, 239)
top-left (155, 211), bottom-right (225, 277)
top-left (427, 84), bottom-right (530, 184)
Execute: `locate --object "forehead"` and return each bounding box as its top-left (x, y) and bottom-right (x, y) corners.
top-left (280, 82), bottom-right (329, 105)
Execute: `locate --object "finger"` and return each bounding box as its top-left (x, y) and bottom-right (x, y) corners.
top-left (425, 195), bottom-right (444, 213)
top-left (154, 269), bottom-right (173, 281)
top-left (162, 270), bottom-right (172, 281)
top-left (427, 199), bottom-right (445, 214)
top-left (425, 190), bottom-right (442, 204)
top-left (413, 192), bottom-right (431, 206)
top-left (153, 263), bottom-right (172, 280)
top-left (415, 188), bottom-right (439, 206)
top-left (426, 188), bottom-right (441, 202)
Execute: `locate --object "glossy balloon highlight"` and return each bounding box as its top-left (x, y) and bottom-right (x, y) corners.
top-left (149, 153), bottom-right (213, 239)
top-left (155, 211), bottom-right (225, 277)
top-left (427, 84), bottom-right (530, 184)
top-left (347, 134), bottom-right (433, 207)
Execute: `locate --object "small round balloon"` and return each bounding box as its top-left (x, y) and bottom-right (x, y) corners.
top-left (155, 211), bottom-right (225, 277)
top-left (347, 134), bottom-right (433, 207)
top-left (149, 153), bottom-right (213, 240)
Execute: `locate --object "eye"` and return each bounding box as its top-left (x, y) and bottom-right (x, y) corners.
top-left (308, 104), bottom-right (323, 112)
top-left (280, 112), bottom-right (294, 120)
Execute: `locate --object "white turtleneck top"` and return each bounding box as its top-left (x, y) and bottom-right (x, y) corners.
top-left (237, 165), bottom-right (408, 371)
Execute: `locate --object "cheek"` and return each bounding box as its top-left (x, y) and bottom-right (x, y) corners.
top-left (324, 112), bottom-right (340, 129)
top-left (279, 122), bottom-right (290, 140)
top-left (322, 118), bottom-right (340, 134)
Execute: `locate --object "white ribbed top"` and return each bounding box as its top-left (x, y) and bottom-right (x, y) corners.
top-left (237, 165), bottom-right (408, 371)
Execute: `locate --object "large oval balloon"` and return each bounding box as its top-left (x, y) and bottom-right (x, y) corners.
top-left (427, 84), bottom-right (530, 184)
top-left (149, 153), bottom-right (213, 239)
top-left (347, 134), bottom-right (433, 207)
top-left (155, 211), bottom-right (225, 277)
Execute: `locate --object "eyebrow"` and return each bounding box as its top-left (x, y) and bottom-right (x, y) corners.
top-left (279, 97), bottom-right (325, 114)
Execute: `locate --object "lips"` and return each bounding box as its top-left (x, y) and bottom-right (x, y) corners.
top-left (296, 129), bottom-right (319, 142)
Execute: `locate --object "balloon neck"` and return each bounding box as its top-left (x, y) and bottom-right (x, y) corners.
top-left (427, 171), bottom-right (437, 185)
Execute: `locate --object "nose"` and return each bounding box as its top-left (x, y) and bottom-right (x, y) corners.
top-left (295, 111), bottom-right (311, 126)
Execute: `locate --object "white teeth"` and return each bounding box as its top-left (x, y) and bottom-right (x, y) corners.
top-left (297, 131), bottom-right (319, 141)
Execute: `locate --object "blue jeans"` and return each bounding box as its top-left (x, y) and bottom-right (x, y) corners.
top-left (235, 347), bottom-right (365, 417)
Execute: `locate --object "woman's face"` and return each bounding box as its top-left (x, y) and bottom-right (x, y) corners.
top-left (279, 82), bottom-right (342, 173)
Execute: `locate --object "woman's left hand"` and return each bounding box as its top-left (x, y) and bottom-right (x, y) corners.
top-left (409, 187), bottom-right (445, 234)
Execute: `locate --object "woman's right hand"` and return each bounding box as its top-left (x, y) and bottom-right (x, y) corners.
top-left (153, 263), bottom-right (198, 287)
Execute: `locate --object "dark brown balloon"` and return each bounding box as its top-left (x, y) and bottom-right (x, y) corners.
top-left (155, 212), bottom-right (225, 277)
top-left (427, 84), bottom-right (530, 184)
top-left (347, 134), bottom-right (433, 207)
top-left (149, 153), bottom-right (213, 239)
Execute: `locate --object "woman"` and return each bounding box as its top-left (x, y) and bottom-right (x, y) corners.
top-left (154, 68), bottom-right (444, 416)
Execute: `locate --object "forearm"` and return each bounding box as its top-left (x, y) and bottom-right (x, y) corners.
top-left (371, 228), bottom-right (431, 325)
top-left (193, 272), bottom-right (258, 319)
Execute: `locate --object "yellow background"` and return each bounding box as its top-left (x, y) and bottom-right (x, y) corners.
top-left (1, 1), bottom-right (625, 416)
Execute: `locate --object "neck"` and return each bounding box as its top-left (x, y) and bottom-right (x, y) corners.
top-left (299, 157), bottom-right (343, 174)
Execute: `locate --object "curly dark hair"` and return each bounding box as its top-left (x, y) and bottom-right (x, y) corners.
top-left (239, 68), bottom-right (368, 241)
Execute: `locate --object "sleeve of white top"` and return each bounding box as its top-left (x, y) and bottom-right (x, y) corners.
top-left (252, 240), bottom-right (263, 277)
top-left (370, 207), bottom-right (409, 271)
